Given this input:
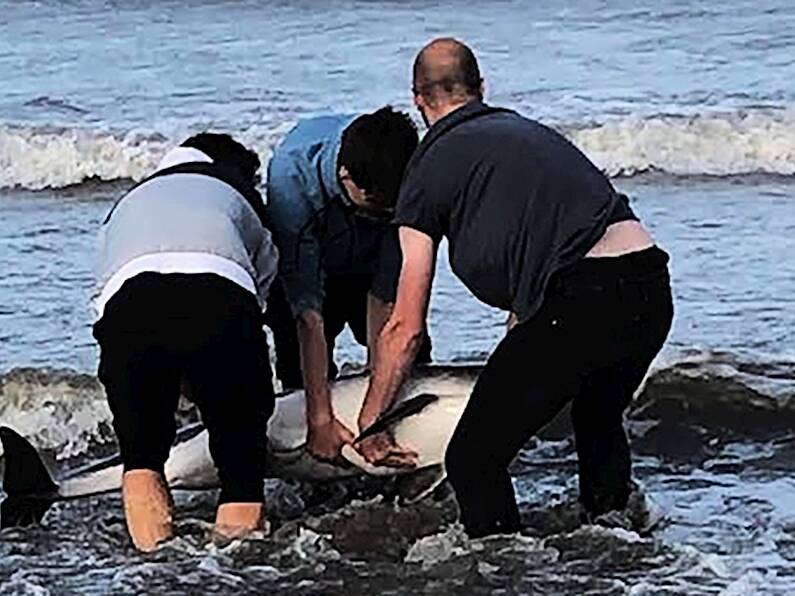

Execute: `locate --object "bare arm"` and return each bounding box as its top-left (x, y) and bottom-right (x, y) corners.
top-left (366, 293), bottom-right (394, 369)
top-left (358, 227), bottom-right (437, 433)
top-left (296, 310), bottom-right (332, 424)
top-left (297, 309), bottom-right (354, 461)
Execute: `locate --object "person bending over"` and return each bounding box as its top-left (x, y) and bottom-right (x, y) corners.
top-left (356, 39), bottom-right (674, 538)
top-left (93, 133), bottom-right (278, 550)
top-left (263, 107), bottom-right (432, 463)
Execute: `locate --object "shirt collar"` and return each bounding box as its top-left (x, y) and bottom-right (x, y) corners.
top-left (425, 100), bottom-right (491, 143)
top-left (408, 101), bottom-right (514, 169)
top-left (321, 114), bottom-right (358, 201)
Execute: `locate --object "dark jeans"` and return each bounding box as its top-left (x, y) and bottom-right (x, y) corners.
top-left (445, 247), bottom-right (674, 538)
top-left (264, 275), bottom-right (432, 389)
top-left (94, 273), bottom-right (275, 504)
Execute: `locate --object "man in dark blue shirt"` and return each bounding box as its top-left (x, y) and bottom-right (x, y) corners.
top-left (356, 39), bottom-right (673, 538)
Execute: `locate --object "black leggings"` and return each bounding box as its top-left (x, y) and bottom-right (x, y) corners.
top-left (94, 273), bottom-right (275, 504)
top-left (445, 247), bottom-right (673, 538)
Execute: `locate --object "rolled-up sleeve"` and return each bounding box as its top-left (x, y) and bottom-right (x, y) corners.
top-left (265, 154), bottom-right (325, 317)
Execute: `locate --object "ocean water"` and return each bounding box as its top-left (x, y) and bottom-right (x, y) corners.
top-left (1, 0), bottom-right (795, 593)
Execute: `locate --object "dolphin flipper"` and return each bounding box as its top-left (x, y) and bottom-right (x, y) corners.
top-left (354, 393), bottom-right (439, 444)
top-left (0, 427), bottom-right (59, 528)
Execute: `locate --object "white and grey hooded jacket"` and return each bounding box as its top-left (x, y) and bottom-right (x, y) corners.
top-left (93, 147), bottom-right (278, 319)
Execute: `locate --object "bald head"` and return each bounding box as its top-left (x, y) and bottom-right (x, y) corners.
top-left (413, 38), bottom-right (482, 106)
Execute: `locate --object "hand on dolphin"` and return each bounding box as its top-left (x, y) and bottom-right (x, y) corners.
top-left (307, 417), bottom-right (355, 464)
top-left (355, 431), bottom-right (419, 469)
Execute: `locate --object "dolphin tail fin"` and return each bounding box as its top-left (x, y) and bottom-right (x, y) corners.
top-left (354, 393), bottom-right (439, 444)
top-left (0, 426), bottom-right (59, 528)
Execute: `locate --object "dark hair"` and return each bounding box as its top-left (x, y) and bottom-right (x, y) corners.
top-left (337, 107), bottom-right (418, 208)
top-left (413, 38), bottom-right (482, 103)
top-left (181, 133), bottom-right (261, 184)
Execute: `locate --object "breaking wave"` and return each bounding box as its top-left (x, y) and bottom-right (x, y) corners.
top-left (0, 122), bottom-right (295, 191)
top-left (0, 368), bottom-right (198, 461)
top-left (0, 368), bottom-right (110, 461)
top-left (566, 107), bottom-right (795, 178)
top-left (2, 107), bottom-right (795, 191)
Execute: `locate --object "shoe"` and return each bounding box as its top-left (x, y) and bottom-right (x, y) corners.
top-left (122, 469), bottom-right (174, 552)
top-left (587, 485), bottom-right (663, 535)
top-left (591, 508), bottom-right (633, 531)
top-left (625, 486), bottom-right (664, 535)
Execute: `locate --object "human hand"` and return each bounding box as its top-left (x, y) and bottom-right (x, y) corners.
top-left (355, 431), bottom-right (418, 469)
top-left (307, 417), bottom-right (355, 464)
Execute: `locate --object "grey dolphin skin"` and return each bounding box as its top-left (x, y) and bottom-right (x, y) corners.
top-left (0, 365), bottom-right (480, 528)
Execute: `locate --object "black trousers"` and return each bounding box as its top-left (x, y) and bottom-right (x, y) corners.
top-left (264, 275), bottom-right (432, 390)
top-left (444, 247), bottom-right (674, 538)
top-left (94, 273), bottom-right (275, 504)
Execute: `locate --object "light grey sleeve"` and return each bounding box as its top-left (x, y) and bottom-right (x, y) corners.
top-left (253, 227), bottom-right (279, 311)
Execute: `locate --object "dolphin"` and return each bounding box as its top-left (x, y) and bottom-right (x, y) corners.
top-left (0, 364), bottom-right (479, 528)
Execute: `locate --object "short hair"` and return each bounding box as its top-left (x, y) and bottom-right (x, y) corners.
top-left (337, 107), bottom-right (418, 208)
top-left (413, 38), bottom-right (482, 104)
top-left (181, 133), bottom-right (261, 184)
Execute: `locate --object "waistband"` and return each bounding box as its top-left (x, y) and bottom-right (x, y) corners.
top-left (550, 246), bottom-right (670, 292)
top-left (94, 252), bottom-right (257, 320)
